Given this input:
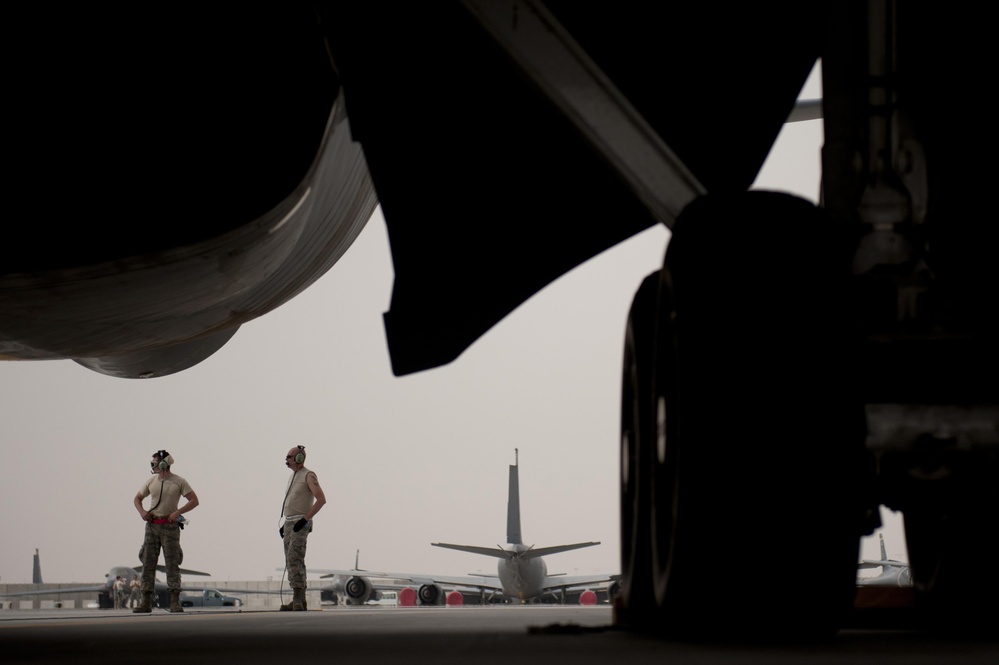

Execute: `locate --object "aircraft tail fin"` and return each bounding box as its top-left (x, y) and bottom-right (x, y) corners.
top-left (507, 449), bottom-right (521, 545)
top-left (879, 533), bottom-right (888, 561)
top-left (33, 548), bottom-right (43, 584)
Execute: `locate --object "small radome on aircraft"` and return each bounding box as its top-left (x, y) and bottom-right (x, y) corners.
top-left (311, 450), bottom-right (619, 606)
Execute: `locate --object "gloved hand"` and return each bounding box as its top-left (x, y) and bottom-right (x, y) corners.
top-left (279, 526), bottom-right (285, 538)
top-left (293, 518), bottom-right (309, 533)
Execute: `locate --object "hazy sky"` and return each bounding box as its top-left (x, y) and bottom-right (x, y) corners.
top-left (0, 64), bottom-right (905, 585)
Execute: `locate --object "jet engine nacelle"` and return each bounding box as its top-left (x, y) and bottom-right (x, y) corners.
top-left (417, 583), bottom-right (444, 605)
top-left (340, 576), bottom-right (375, 605)
top-left (445, 591), bottom-right (464, 606)
top-left (579, 589), bottom-right (598, 606)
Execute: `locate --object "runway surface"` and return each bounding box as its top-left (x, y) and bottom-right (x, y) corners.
top-left (2, 605), bottom-right (996, 665)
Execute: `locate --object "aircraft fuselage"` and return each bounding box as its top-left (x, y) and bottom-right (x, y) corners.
top-left (497, 548), bottom-right (548, 601)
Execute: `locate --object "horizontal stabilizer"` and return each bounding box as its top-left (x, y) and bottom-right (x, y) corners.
top-left (858, 559), bottom-right (907, 569)
top-left (517, 542), bottom-right (599, 559)
top-left (432, 541), bottom-right (599, 559)
top-left (431, 543), bottom-right (517, 559)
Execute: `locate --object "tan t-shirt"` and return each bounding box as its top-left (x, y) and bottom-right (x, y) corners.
top-left (138, 474), bottom-right (193, 517)
top-left (283, 468), bottom-right (317, 520)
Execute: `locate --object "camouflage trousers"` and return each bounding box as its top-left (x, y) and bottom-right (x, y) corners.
top-left (139, 522), bottom-right (183, 592)
top-left (283, 521), bottom-right (310, 589)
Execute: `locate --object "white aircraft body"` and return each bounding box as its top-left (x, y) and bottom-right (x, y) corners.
top-left (312, 450), bottom-right (618, 605)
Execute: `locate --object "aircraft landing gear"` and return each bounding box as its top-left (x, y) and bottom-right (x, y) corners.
top-left (619, 192), bottom-right (873, 641)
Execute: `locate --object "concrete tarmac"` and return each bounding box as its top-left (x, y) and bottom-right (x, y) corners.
top-left (2, 605), bottom-right (997, 665)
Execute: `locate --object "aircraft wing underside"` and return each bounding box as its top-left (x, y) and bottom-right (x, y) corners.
top-left (314, 568), bottom-right (501, 590)
top-left (3, 2), bottom-right (818, 379)
top-left (541, 573), bottom-right (619, 592)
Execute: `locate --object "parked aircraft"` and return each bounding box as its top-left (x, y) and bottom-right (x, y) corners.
top-left (312, 450), bottom-right (618, 605)
top-left (0, 554), bottom-right (241, 609)
top-left (858, 534), bottom-right (912, 588)
top-left (307, 551), bottom-right (460, 606)
top-left (431, 449), bottom-right (616, 603)
top-left (3, 1), bottom-right (995, 641)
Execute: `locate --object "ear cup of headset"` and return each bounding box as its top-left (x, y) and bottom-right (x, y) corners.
top-left (295, 452), bottom-right (305, 464)
top-left (156, 450), bottom-right (174, 469)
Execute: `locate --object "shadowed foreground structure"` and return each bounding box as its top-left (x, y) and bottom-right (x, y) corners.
top-left (2, 606), bottom-right (997, 665)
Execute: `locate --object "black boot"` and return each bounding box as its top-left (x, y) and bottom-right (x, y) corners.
top-left (132, 592), bottom-right (152, 614)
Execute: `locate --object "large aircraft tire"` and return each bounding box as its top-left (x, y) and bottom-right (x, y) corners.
top-left (648, 277), bottom-right (679, 610)
top-left (648, 191), bottom-right (868, 642)
top-left (617, 271), bottom-right (661, 628)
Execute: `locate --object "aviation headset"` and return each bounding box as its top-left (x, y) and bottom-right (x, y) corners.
top-left (152, 449), bottom-right (174, 471)
top-left (294, 445), bottom-right (305, 464)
